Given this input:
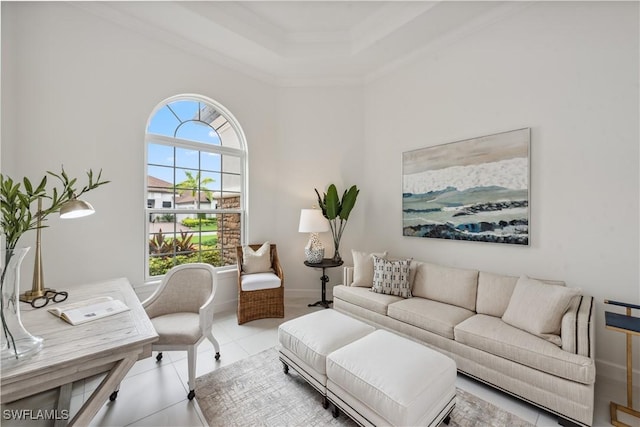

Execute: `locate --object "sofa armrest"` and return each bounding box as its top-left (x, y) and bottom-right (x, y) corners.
top-left (343, 266), bottom-right (354, 286)
top-left (561, 295), bottom-right (595, 357)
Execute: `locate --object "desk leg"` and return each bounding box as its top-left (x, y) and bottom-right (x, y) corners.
top-left (54, 383), bottom-right (72, 427)
top-left (68, 353), bottom-right (138, 427)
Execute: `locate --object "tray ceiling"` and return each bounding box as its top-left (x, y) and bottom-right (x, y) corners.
top-left (76, 1), bottom-right (525, 86)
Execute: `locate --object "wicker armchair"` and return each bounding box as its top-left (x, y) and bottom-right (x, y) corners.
top-left (236, 244), bottom-right (285, 324)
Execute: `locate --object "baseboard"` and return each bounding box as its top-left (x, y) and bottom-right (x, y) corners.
top-left (213, 299), bottom-right (236, 314)
top-left (284, 289), bottom-right (329, 299)
top-left (596, 358), bottom-right (640, 385)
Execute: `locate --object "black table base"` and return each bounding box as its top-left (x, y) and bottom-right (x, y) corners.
top-left (304, 258), bottom-right (343, 309)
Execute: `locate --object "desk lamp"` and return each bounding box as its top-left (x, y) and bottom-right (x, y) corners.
top-left (20, 196), bottom-right (95, 306)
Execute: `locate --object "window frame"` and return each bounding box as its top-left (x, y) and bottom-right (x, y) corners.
top-left (144, 95), bottom-right (248, 282)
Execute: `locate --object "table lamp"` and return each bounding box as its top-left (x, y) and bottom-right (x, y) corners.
top-left (298, 208), bottom-right (329, 264)
top-left (20, 195), bottom-right (96, 306)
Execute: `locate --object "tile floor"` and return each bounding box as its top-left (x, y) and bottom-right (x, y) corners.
top-left (2, 299), bottom-right (638, 427)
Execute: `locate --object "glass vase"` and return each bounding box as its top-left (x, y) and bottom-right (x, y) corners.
top-left (1, 247), bottom-right (43, 367)
top-left (332, 243), bottom-right (342, 263)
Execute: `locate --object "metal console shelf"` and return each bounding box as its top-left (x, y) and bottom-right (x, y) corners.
top-left (605, 299), bottom-right (640, 427)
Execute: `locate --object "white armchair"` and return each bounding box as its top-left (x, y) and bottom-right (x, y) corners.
top-left (142, 263), bottom-right (221, 400)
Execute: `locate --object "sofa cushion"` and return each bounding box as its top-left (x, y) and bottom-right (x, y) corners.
top-left (388, 298), bottom-right (475, 340)
top-left (477, 272), bottom-right (567, 318)
top-left (351, 249), bottom-right (388, 287)
top-left (333, 285), bottom-right (403, 316)
top-left (408, 260), bottom-right (423, 290)
top-left (454, 315), bottom-right (594, 384)
top-left (371, 256), bottom-right (412, 298)
top-left (476, 272), bottom-right (518, 317)
top-left (412, 262), bottom-right (479, 311)
top-left (502, 276), bottom-right (580, 344)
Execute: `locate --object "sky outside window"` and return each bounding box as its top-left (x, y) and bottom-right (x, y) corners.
top-left (147, 100), bottom-right (224, 188)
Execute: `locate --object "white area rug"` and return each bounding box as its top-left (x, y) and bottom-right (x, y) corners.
top-left (196, 347), bottom-right (534, 426)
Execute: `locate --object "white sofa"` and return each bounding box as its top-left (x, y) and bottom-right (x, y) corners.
top-left (332, 253), bottom-right (595, 427)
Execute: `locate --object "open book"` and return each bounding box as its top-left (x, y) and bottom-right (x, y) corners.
top-left (48, 296), bottom-right (130, 325)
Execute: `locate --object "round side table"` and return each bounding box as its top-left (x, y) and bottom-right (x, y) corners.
top-left (304, 258), bottom-right (344, 308)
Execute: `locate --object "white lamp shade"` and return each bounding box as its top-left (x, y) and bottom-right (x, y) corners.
top-left (298, 209), bottom-right (330, 233)
top-left (60, 199), bottom-right (95, 219)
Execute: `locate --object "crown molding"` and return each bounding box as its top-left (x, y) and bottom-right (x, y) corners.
top-left (364, 1), bottom-right (533, 84)
top-left (70, 1), bottom-right (280, 86)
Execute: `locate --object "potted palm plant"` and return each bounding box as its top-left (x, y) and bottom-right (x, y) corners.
top-left (314, 184), bottom-right (359, 263)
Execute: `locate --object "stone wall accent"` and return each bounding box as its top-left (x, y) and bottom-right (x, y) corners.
top-left (217, 195), bottom-right (241, 265)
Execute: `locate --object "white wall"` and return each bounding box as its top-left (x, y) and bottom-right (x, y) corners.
top-left (0, 2), bottom-right (365, 309)
top-left (363, 2), bottom-right (639, 377)
top-left (0, 2), bottom-right (280, 307)
top-left (274, 86), bottom-right (364, 299)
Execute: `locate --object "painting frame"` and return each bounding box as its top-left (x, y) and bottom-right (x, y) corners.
top-left (402, 128), bottom-right (530, 246)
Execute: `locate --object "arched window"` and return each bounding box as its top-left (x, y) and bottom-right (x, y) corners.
top-left (145, 95), bottom-right (246, 279)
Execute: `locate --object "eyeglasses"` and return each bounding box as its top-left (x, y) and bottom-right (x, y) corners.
top-left (29, 290), bottom-right (69, 309)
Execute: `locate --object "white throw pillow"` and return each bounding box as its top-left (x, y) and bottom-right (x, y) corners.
top-left (502, 275), bottom-right (580, 345)
top-left (242, 242), bottom-right (272, 274)
top-left (351, 250), bottom-right (388, 287)
top-left (370, 256), bottom-right (412, 298)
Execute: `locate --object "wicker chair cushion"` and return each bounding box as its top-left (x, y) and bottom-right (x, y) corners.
top-left (241, 272), bottom-right (281, 291)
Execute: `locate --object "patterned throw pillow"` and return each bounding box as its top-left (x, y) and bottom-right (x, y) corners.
top-left (370, 256), bottom-right (412, 298)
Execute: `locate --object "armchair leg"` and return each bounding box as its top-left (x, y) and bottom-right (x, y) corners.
top-left (187, 346), bottom-right (197, 399)
top-left (206, 330), bottom-right (221, 361)
top-left (156, 352), bottom-right (163, 362)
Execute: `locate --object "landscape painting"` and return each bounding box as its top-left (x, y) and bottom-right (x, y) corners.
top-left (402, 128), bottom-right (530, 245)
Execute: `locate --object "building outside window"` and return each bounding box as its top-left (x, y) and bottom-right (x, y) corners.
top-left (145, 95), bottom-right (246, 279)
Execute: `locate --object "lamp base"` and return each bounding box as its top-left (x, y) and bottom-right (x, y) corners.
top-left (305, 247), bottom-right (324, 264)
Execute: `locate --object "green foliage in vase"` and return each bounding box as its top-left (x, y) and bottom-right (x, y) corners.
top-left (0, 167), bottom-right (110, 252)
top-left (314, 184), bottom-right (359, 261)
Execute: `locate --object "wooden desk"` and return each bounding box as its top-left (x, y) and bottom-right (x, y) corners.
top-left (0, 278), bottom-right (158, 426)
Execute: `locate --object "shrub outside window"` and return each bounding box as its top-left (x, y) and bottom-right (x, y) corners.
top-left (145, 96), bottom-right (246, 279)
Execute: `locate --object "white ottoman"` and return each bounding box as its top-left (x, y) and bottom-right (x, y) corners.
top-left (278, 309), bottom-right (375, 407)
top-left (326, 329), bottom-right (457, 427)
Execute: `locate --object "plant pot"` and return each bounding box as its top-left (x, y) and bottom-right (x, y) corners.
top-left (1, 247), bottom-right (44, 367)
